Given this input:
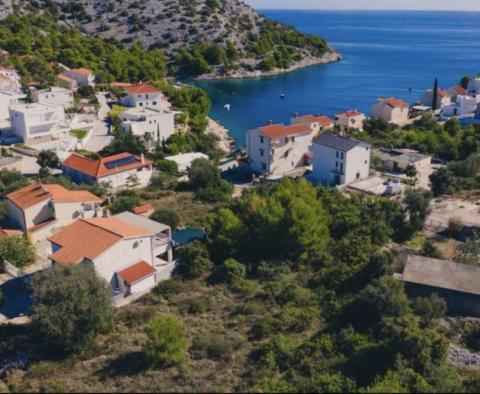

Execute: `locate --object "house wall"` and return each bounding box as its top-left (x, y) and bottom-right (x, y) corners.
top-left (310, 143), bottom-right (340, 185)
top-left (335, 115), bottom-right (366, 132)
top-left (0, 92), bottom-right (23, 121)
top-left (93, 236), bottom-right (155, 290)
top-left (120, 92), bottom-right (162, 110)
top-left (98, 168), bottom-right (153, 188)
top-left (9, 105), bottom-right (66, 141)
top-left (420, 91), bottom-right (450, 109)
top-left (344, 145), bottom-right (371, 185)
top-left (121, 112), bottom-right (175, 142)
top-left (246, 128), bottom-right (272, 175)
top-left (29, 220), bottom-right (58, 244)
top-left (31, 89), bottom-right (74, 110)
top-left (54, 201), bottom-right (96, 228)
top-left (371, 102), bottom-right (409, 124)
top-left (6, 200), bottom-right (26, 232)
top-left (468, 79), bottom-right (480, 96)
top-left (63, 71), bottom-right (95, 87)
top-left (130, 274), bottom-right (156, 294)
top-left (23, 201), bottom-right (55, 229)
top-left (62, 166), bottom-right (96, 185)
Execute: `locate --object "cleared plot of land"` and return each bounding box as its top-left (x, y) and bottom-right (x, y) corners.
top-left (427, 198), bottom-right (480, 229)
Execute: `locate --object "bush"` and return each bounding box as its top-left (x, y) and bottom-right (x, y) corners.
top-left (156, 159), bottom-right (178, 174)
top-left (143, 316), bottom-right (187, 368)
top-left (109, 195), bottom-right (142, 214)
top-left (177, 241), bottom-right (213, 279)
top-left (217, 258), bottom-right (246, 284)
top-left (150, 208), bottom-right (180, 232)
top-left (149, 172), bottom-right (178, 190)
top-left (190, 334), bottom-right (232, 361)
top-left (30, 265), bottom-right (113, 355)
top-left (187, 298), bottom-right (210, 315)
top-left (0, 236), bottom-right (35, 267)
top-left (413, 294), bottom-right (447, 322)
top-left (153, 279), bottom-right (182, 299)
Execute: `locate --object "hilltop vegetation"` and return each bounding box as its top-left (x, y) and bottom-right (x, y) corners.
top-left (0, 0), bottom-right (337, 79)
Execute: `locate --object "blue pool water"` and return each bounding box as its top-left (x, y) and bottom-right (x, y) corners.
top-left (197, 10), bottom-right (480, 147)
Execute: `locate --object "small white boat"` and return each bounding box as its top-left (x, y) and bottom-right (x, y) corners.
top-left (224, 104), bottom-right (231, 111)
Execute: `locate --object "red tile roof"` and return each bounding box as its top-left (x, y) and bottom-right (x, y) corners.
top-left (337, 110), bottom-right (365, 118)
top-left (49, 217), bottom-right (154, 265)
top-left (118, 260), bottom-right (156, 285)
top-left (450, 85), bottom-right (467, 95)
top-left (300, 114), bottom-right (335, 127)
top-left (0, 228), bottom-right (23, 239)
top-left (70, 68), bottom-right (93, 76)
top-left (43, 184), bottom-right (102, 203)
top-left (63, 152), bottom-right (153, 178)
top-left (7, 183), bottom-right (51, 209)
top-left (133, 203), bottom-right (154, 215)
top-left (384, 97), bottom-right (409, 109)
top-left (123, 83), bottom-right (160, 95)
top-left (260, 123), bottom-right (312, 139)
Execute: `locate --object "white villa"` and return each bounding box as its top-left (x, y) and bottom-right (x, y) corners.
top-left (48, 214), bottom-right (175, 299)
top-left (335, 110), bottom-right (366, 133)
top-left (0, 68), bottom-right (22, 93)
top-left (246, 122), bottom-right (315, 177)
top-left (59, 68), bottom-right (95, 88)
top-left (62, 152), bottom-right (154, 188)
top-left (119, 107), bottom-right (176, 144)
top-left (120, 83), bottom-right (166, 111)
top-left (9, 103), bottom-right (67, 143)
top-left (310, 133), bottom-right (371, 186)
top-left (0, 91), bottom-right (25, 124)
top-left (371, 97), bottom-right (409, 125)
top-left (31, 87), bottom-right (75, 110)
top-left (442, 95), bottom-right (479, 118)
top-left (6, 183), bottom-right (102, 244)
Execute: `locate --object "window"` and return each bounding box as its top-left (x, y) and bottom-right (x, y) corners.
top-left (341, 152), bottom-right (344, 160)
top-left (336, 151), bottom-right (339, 158)
top-left (292, 137), bottom-right (296, 143)
top-left (336, 161), bottom-right (339, 168)
top-left (365, 160), bottom-right (368, 164)
top-left (285, 137), bottom-right (289, 144)
top-left (261, 162), bottom-right (267, 171)
top-left (340, 163), bottom-right (343, 172)
top-left (284, 151), bottom-right (289, 158)
top-left (153, 101), bottom-right (157, 105)
top-left (356, 172), bottom-right (360, 179)
top-left (260, 136), bottom-right (264, 143)
top-left (260, 148), bottom-right (264, 157)
top-left (139, 102), bottom-right (143, 106)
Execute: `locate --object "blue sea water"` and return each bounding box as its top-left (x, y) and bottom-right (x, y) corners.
top-left (196, 10), bottom-right (480, 148)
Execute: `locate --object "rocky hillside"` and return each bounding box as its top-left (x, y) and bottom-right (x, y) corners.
top-left (0, 0), bottom-right (340, 78)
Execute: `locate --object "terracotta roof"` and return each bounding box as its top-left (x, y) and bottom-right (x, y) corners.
top-left (43, 184), bottom-right (102, 203)
top-left (337, 110), bottom-right (365, 118)
top-left (123, 83), bottom-right (160, 95)
top-left (70, 68), bottom-right (93, 76)
top-left (133, 203), bottom-right (154, 215)
top-left (450, 85), bottom-right (468, 95)
top-left (63, 152), bottom-right (153, 178)
top-left (117, 260), bottom-right (156, 285)
top-left (260, 123), bottom-right (312, 139)
top-left (0, 228), bottom-right (23, 239)
top-left (57, 74), bottom-right (76, 84)
top-left (301, 114), bottom-right (334, 127)
top-left (383, 97), bottom-right (409, 109)
top-left (49, 217), bottom-right (154, 265)
top-left (7, 183), bottom-right (51, 209)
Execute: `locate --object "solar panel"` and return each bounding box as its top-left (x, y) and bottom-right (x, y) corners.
top-left (104, 156), bottom-right (137, 169)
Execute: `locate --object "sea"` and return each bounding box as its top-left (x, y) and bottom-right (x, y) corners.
top-left (196, 10), bottom-right (480, 148)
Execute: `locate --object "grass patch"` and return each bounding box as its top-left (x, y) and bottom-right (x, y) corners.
top-left (70, 129), bottom-right (87, 140)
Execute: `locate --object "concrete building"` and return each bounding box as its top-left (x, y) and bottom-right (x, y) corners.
top-left (119, 107), bottom-right (176, 143)
top-left (59, 68), bottom-right (95, 88)
top-left (0, 68), bottom-right (21, 93)
top-left (165, 152), bottom-right (209, 173)
top-left (246, 122), bottom-right (315, 177)
top-left (374, 148), bottom-right (432, 173)
top-left (468, 77), bottom-right (480, 96)
top-left (310, 133), bottom-right (371, 186)
top-left (62, 152), bottom-right (154, 188)
top-left (120, 83), bottom-right (166, 111)
top-left (371, 97), bottom-right (409, 125)
top-left (48, 214), bottom-right (174, 299)
top-left (335, 110), bottom-right (366, 133)
top-left (6, 183), bottom-right (102, 244)
top-left (31, 87), bottom-right (75, 110)
top-left (400, 255), bottom-right (480, 317)
top-left (420, 88), bottom-right (450, 110)
top-left (442, 95), bottom-right (478, 118)
top-left (290, 113), bottom-right (334, 134)
top-left (446, 85), bottom-right (468, 101)
top-left (57, 74), bottom-right (78, 91)
top-left (0, 91), bottom-right (25, 123)
top-left (9, 103), bottom-right (67, 143)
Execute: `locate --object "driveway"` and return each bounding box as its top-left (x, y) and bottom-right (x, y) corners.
top-left (84, 92), bottom-right (113, 152)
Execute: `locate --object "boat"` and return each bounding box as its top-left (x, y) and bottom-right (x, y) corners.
top-left (224, 104), bottom-right (231, 111)
top-left (280, 93), bottom-right (286, 99)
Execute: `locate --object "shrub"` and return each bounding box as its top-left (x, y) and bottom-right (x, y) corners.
top-left (190, 334), bottom-right (232, 361)
top-left (413, 294), bottom-right (447, 322)
top-left (187, 298), bottom-right (210, 315)
top-left (156, 159), bottom-right (178, 174)
top-left (217, 258), bottom-right (246, 284)
top-left (143, 316), bottom-right (187, 368)
top-left (153, 279), bottom-right (182, 299)
top-left (30, 265), bottom-right (113, 355)
top-left (0, 236), bottom-right (35, 267)
top-left (150, 208), bottom-right (180, 232)
top-left (109, 195), bottom-right (142, 214)
top-left (177, 241), bottom-right (213, 279)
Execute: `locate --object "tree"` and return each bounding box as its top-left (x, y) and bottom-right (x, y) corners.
top-left (156, 159), bottom-right (178, 174)
top-left (403, 190), bottom-right (432, 234)
top-left (0, 236), bottom-right (35, 267)
top-left (187, 159), bottom-right (233, 202)
top-left (150, 207), bottom-right (180, 232)
top-left (460, 75), bottom-right (473, 89)
top-left (37, 150), bottom-right (60, 176)
top-left (143, 316), bottom-right (187, 368)
top-left (177, 240), bottom-right (213, 279)
top-left (0, 201), bottom-right (8, 223)
top-left (30, 265), bottom-right (113, 355)
top-left (430, 167), bottom-right (454, 197)
top-left (217, 258), bottom-right (246, 284)
top-left (405, 165), bottom-right (418, 187)
top-left (109, 195), bottom-right (142, 214)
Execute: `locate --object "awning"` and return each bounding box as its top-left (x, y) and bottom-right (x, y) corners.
top-left (117, 260), bottom-right (156, 285)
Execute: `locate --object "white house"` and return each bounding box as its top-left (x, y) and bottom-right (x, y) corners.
top-left (31, 87), bottom-right (75, 110)
top-left (310, 133), bottom-right (371, 186)
top-left (62, 152), bottom-right (154, 188)
top-left (0, 68), bottom-right (22, 93)
top-left (120, 83), bottom-right (166, 111)
top-left (9, 103), bottom-right (67, 143)
top-left (420, 88), bottom-right (450, 110)
top-left (371, 97), bottom-right (409, 125)
top-left (0, 91), bottom-right (25, 123)
top-left (442, 95), bottom-right (478, 118)
top-left (374, 148), bottom-right (432, 173)
top-left (290, 113), bottom-right (334, 133)
top-left (335, 110), bottom-right (366, 133)
top-left (6, 183), bottom-right (102, 244)
top-left (59, 68), bottom-right (95, 88)
top-left (119, 107), bottom-right (176, 143)
top-left (165, 152), bottom-right (209, 173)
top-left (468, 78), bottom-right (480, 96)
top-left (446, 85), bottom-right (468, 101)
top-left (246, 122), bottom-right (315, 177)
top-left (48, 214), bottom-right (174, 298)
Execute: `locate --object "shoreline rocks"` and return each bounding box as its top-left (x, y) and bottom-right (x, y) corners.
top-left (206, 118), bottom-right (235, 154)
top-left (196, 52), bottom-right (342, 81)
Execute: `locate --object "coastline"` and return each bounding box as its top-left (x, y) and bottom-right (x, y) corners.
top-left (206, 118), bottom-right (235, 154)
top-left (195, 52), bottom-right (342, 81)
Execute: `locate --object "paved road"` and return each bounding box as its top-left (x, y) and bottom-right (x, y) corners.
top-left (84, 92), bottom-right (113, 152)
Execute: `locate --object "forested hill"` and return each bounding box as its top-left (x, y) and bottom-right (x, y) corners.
top-left (0, 0), bottom-right (338, 79)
